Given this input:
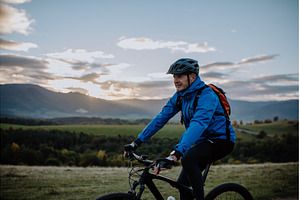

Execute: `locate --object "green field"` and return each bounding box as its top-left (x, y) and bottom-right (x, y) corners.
top-left (0, 122), bottom-right (271, 141)
top-left (0, 163), bottom-right (298, 200)
top-left (238, 120), bottom-right (298, 136)
top-left (0, 123), bottom-right (185, 139)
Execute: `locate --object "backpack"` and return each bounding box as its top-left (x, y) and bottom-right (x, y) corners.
top-left (176, 84), bottom-right (231, 140)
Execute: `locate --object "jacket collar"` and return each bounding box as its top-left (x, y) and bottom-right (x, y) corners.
top-left (177, 76), bottom-right (206, 97)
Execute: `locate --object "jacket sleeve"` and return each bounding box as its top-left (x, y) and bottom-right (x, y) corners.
top-left (137, 94), bottom-right (180, 142)
top-left (175, 89), bottom-right (218, 156)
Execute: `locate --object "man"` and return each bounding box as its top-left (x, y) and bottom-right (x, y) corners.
top-left (124, 58), bottom-right (236, 200)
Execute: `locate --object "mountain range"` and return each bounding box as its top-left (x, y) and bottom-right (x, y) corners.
top-left (0, 84), bottom-right (298, 122)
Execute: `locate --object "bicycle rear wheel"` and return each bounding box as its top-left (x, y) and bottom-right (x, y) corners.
top-left (205, 183), bottom-right (253, 200)
top-left (96, 192), bottom-right (134, 200)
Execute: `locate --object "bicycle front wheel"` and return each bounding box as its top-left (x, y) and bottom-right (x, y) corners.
top-left (205, 183), bottom-right (253, 200)
top-left (96, 192), bottom-right (135, 200)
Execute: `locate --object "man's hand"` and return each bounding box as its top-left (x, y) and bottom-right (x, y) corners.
top-left (153, 150), bottom-right (182, 175)
top-left (124, 141), bottom-right (138, 151)
top-left (153, 155), bottom-right (177, 175)
top-left (123, 139), bottom-right (141, 158)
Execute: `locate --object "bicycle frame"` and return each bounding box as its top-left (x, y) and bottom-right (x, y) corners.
top-left (126, 152), bottom-right (211, 200)
top-left (130, 167), bottom-right (193, 200)
top-left (97, 152), bottom-right (253, 200)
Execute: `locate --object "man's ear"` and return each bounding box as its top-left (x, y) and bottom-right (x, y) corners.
top-left (190, 73), bottom-right (197, 81)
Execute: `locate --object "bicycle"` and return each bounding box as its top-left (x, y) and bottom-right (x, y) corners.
top-left (96, 151), bottom-right (253, 200)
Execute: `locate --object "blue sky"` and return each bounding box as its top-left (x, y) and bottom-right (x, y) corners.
top-left (0, 0), bottom-right (298, 101)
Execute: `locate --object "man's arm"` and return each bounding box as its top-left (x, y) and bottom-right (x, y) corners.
top-left (136, 94), bottom-right (180, 143)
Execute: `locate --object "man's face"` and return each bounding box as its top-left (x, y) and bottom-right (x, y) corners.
top-left (173, 74), bottom-right (190, 92)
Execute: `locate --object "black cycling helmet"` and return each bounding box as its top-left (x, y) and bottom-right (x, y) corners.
top-left (167, 58), bottom-right (199, 75)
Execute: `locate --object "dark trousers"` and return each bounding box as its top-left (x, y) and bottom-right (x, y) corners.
top-left (177, 140), bottom-right (234, 200)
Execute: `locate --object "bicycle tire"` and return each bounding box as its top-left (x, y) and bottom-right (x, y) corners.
top-left (205, 183), bottom-right (253, 200)
top-left (96, 192), bottom-right (135, 200)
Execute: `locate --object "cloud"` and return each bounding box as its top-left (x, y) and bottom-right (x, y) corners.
top-left (200, 54), bottom-right (278, 72)
top-left (200, 62), bottom-right (235, 72)
top-left (237, 54), bottom-right (279, 65)
top-left (252, 74), bottom-right (298, 85)
top-left (0, 53), bottom-right (48, 69)
top-left (0, 54), bottom-right (60, 85)
top-left (46, 49), bottom-right (114, 63)
top-left (117, 37), bottom-right (216, 53)
top-left (202, 71), bottom-right (228, 79)
top-left (63, 60), bottom-right (115, 73)
top-left (100, 80), bottom-right (173, 99)
top-left (66, 87), bottom-right (89, 95)
top-left (220, 73), bottom-right (299, 101)
top-left (0, 3), bottom-right (34, 35)
top-left (46, 49), bottom-right (117, 73)
top-left (65, 73), bottom-right (102, 84)
top-left (0, 38), bottom-right (37, 51)
top-left (1, 0), bottom-right (31, 4)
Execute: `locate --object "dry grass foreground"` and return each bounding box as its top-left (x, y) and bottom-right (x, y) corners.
top-left (0, 162), bottom-right (298, 200)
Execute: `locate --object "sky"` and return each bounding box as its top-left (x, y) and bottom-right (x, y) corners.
top-left (0, 0), bottom-right (299, 101)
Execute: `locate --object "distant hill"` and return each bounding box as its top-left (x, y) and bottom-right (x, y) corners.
top-left (0, 84), bottom-right (153, 119)
top-left (228, 99), bottom-right (298, 121)
top-left (0, 84), bottom-right (298, 121)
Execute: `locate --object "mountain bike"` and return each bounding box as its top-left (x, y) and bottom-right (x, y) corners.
top-left (96, 151), bottom-right (253, 200)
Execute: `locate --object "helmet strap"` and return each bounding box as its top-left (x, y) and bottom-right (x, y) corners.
top-left (187, 74), bottom-right (191, 87)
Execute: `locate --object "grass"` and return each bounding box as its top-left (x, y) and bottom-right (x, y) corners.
top-left (238, 120), bottom-right (298, 136)
top-left (0, 123), bottom-right (185, 139)
top-left (0, 122), bottom-right (268, 142)
top-left (0, 163), bottom-right (298, 200)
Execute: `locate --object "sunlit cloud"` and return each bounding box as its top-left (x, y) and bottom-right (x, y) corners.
top-left (100, 80), bottom-right (173, 99)
top-left (45, 49), bottom-right (118, 75)
top-left (117, 36), bottom-right (216, 53)
top-left (66, 87), bottom-right (89, 95)
top-left (46, 49), bottom-right (115, 63)
top-left (147, 72), bottom-right (171, 80)
top-left (0, 38), bottom-right (37, 51)
top-left (0, 3), bottom-right (34, 35)
top-left (1, 0), bottom-right (31, 4)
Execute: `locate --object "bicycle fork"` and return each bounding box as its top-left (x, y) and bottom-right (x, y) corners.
top-left (129, 172), bottom-right (164, 200)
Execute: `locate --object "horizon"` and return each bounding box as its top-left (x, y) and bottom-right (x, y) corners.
top-left (0, 0), bottom-right (299, 101)
top-left (1, 82), bottom-right (299, 103)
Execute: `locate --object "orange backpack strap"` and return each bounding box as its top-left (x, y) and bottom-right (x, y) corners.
top-left (193, 84), bottom-right (231, 141)
top-left (207, 84), bottom-right (231, 116)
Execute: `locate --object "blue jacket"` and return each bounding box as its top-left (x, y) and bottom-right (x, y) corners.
top-left (137, 76), bottom-right (236, 157)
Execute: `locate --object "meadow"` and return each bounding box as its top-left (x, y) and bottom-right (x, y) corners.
top-left (0, 120), bottom-right (298, 199)
top-left (1, 120), bottom-right (297, 138)
top-left (238, 121), bottom-right (298, 136)
top-left (0, 163), bottom-right (298, 200)
top-left (0, 123), bottom-right (183, 138)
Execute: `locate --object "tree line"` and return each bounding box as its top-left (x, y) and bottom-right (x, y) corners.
top-left (0, 127), bottom-right (298, 167)
top-left (0, 116), bottom-right (151, 125)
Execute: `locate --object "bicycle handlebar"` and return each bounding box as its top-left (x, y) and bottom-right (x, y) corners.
top-left (126, 151), bottom-right (154, 166)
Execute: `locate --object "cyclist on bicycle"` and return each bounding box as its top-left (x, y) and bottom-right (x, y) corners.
top-left (124, 58), bottom-right (236, 200)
